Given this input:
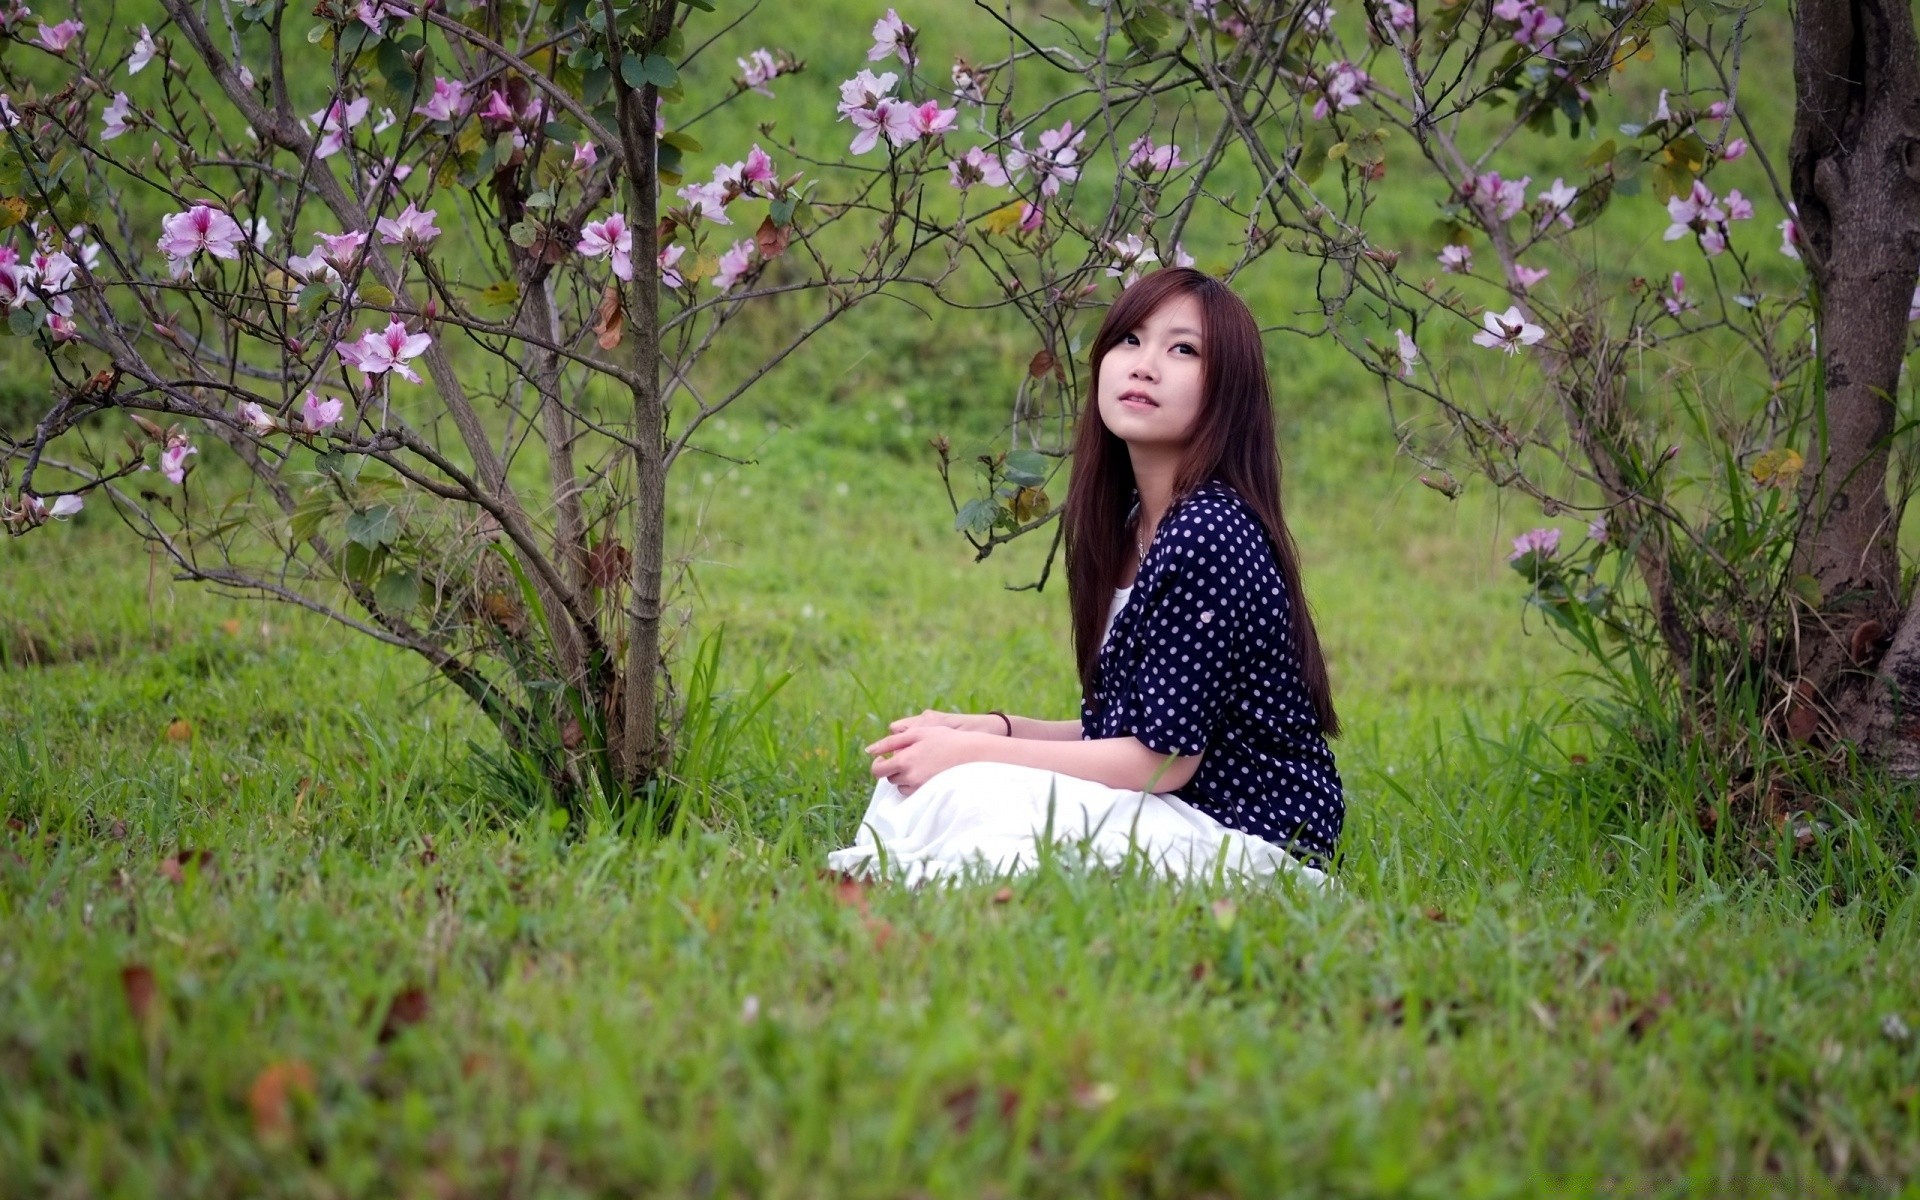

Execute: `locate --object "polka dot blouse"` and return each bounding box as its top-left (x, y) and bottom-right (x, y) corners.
top-left (1080, 480), bottom-right (1344, 867)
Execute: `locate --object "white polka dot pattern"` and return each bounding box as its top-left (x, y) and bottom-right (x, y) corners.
top-left (1081, 481), bottom-right (1344, 866)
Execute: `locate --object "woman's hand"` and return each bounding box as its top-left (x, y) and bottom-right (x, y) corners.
top-left (887, 708), bottom-right (1000, 736)
top-left (864, 726), bottom-right (985, 795)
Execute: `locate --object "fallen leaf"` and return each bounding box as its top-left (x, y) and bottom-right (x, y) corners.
top-left (585, 539), bottom-right (631, 591)
top-left (120, 964), bottom-right (157, 1026)
top-left (820, 869), bottom-right (871, 914)
top-left (865, 916), bottom-right (895, 950)
top-left (378, 986), bottom-right (431, 1044)
top-left (160, 849), bottom-right (215, 884)
top-left (248, 1060), bottom-right (315, 1141)
top-left (1027, 348), bottom-right (1056, 378)
top-left (990, 886), bottom-right (1013, 904)
top-left (164, 718), bottom-right (194, 743)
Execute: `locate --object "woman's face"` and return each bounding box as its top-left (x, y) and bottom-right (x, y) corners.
top-left (1096, 293), bottom-right (1207, 454)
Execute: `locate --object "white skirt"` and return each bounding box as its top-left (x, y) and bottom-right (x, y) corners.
top-left (826, 762), bottom-right (1329, 889)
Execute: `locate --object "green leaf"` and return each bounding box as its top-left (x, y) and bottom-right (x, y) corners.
top-left (622, 52), bottom-right (680, 90)
top-left (1122, 8), bottom-right (1173, 53)
top-left (583, 65), bottom-right (612, 107)
top-left (660, 130), bottom-right (703, 153)
top-left (478, 280), bottom-right (520, 311)
top-left (508, 220), bottom-right (540, 249)
top-left (7, 306), bottom-right (36, 336)
top-left (954, 498), bottom-right (996, 537)
top-left (346, 503), bottom-right (400, 548)
top-left (1791, 574), bottom-right (1822, 608)
top-left (768, 195), bottom-right (797, 226)
top-left (1004, 449), bottom-right (1048, 488)
top-left (374, 569), bottom-right (421, 614)
top-left (358, 282), bottom-right (395, 309)
top-left (1583, 138), bottom-right (1618, 170)
top-left (342, 541), bottom-right (385, 585)
top-left (288, 491), bottom-right (334, 544)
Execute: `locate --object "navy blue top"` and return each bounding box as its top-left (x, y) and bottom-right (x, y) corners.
top-left (1080, 480), bottom-right (1344, 866)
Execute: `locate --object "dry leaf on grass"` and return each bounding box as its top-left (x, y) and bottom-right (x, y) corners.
top-left (378, 986), bottom-right (431, 1044)
top-left (248, 1060), bottom-right (315, 1141)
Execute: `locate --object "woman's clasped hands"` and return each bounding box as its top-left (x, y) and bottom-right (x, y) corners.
top-left (863, 708), bottom-right (1003, 795)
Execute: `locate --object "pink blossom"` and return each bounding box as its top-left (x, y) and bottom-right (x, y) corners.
top-left (337, 319), bottom-right (432, 383)
top-left (1663, 271), bottom-right (1695, 317)
top-left (1005, 121), bottom-right (1085, 198)
top-left (1126, 136), bottom-right (1187, 175)
top-left (0, 95), bottom-right (18, 130)
top-left (948, 145), bottom-right (1009, 190)
top-left (1909, 285), bottom-right (1920, 323)
top-left (1587, 515), bottom-right (1608, 543)
top-left (1302, 3), bottom-right (1335, 31)
top-left (741, 144), bottom-right (777, 186)
top-left (572, 140), bottom-right (598, 171)
top-left (129, 24), bottom-right (158, 73)
top-left (301, 391), bottom-right (344, 433)
top-left (414, 76), bottom-right (470, 122)
top-left (241, 218), bottom-right (273, 251)
top-left (659, 243), bottom-right (686, 290)
top-left (1722, 138), bottom-right (1748, 161)
top-left (1723, 189), bottom-right (1754, 221)
top-left (34, 19), bottom-right (82, 53)
top-left (1017, 202), bottom-right (1043, 233)
top-left (159, 438), bottom-right (197, 484)
top-left (1663, 180), bottom-right (1718, 240)
top-left (1513, 5), bottom-right (1563, 49)
top-left (157, 205), bottom-right (247, 277)
top-left (47, 493), bottom-right (83, 518)
top-left (45, 311), bottom-right (76, 341)
top-left (1375, 0), bottom-right (1414, 30)
top-left (1652, 88), bottom-right (1672, 124)
top-left (1438, 243), bottom-right (1473, 274)
top-left (32, 250), bottom-right (74, 314)
top-left (837, 69), bottom-right (899, 114)
top-left (316, 229), bottom-right (369, 267)
top-left (868, 8), bottom-right (916, 67)
top-left (713, 240), bottom-right (756, 292)
top-left (100, 92), bottom-right (135, 140)
top-left (1172, 243), bottom-right (1196, 269)
top-left (912, 100), bottom-right (958, 138)
top-left (1394, 328), bottom-right (1419, 380)
top-left (1104, 234), bottom-right (1159, 280)
top-left (477, 88), bottom-right (517, 124)
top-left (239, 401), bottom-right (276, 434)
top-left (1508, 526), bottom-right (1560, 561)
top-left (951, 60), bottom-right (986, 105)
top-left (1778, 206), bottom-right (1801, 260)
top-left (357, 0), bottom-right (412, 37)
top-left (1512, 264), bottom-right (1550, 290)
top-left (576, 212), bottom-right (634, 280)
top-left (0, 257), bottom-right (37, 309)
top-left (1705, 100), bottom-right (1731, 120)
top-left (375, 203), bottom-right (441, 245)
top-left (1473, 304), bottom-right (1546, 355)
top-left (676, 180), bottom-right (733, 225)
top-left (1699, 226), bottom-right (1727, 256)
top-left (1312, 62), bottom-right (1369, 120)
top-left (739, 48), bottom-right (781, 97)
top-left (308, 96), bottom-right (371, 159)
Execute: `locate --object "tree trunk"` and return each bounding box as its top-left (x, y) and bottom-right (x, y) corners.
top-left (607, 0), bottom-right (679, 790)
top-left (1787, 0), bottom-right (1920, 758)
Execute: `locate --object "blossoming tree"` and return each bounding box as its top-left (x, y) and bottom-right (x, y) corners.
top-left (2, 0), bottom-right (1916, 815)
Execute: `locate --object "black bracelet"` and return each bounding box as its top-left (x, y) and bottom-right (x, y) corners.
top-left (988, 709), bottom-right (1012, 736)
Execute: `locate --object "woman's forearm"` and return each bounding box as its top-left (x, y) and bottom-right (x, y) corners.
top-left (971, 732), bottom-right (1201, 792)
top-left (1006, 715), bottom-right (1085, 741)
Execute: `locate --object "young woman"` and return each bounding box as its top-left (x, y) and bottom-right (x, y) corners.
top-left (828, 267), bottom-right (1342, 886)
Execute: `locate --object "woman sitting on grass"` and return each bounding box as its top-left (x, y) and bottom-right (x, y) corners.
top-left (829, 267), bottom-right (1342, 886)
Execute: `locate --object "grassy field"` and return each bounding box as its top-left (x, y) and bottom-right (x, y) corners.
top-left (6, 0), bottom-right (1920, 1195)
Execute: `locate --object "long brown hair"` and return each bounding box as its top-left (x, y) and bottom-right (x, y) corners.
top-left (1062, 267), bottom-right (1339, 736)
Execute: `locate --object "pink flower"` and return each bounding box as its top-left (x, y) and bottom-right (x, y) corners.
top-left (47, 493), bottom-right (83, 518)
top-left (1302, 3), bottom-right (1335, 31)
top-left (739, 48), bottom-right (781, 97)
top-left (1125, 136), bottom-right (1187, 176)
top-left (316, 229), bottom-right (369, 267)
top-left (1375, 0), bottom-right (1414, 30)
top-left (1663, 180), bottom-right (1717, 240)
top-left (0, 257), bottom-right (38, 308)
top-left (868, 8), bottom-right (916, 67)
top-left (242, 218), bottom-right (273, 251)
top-left (45, 311), bottom-right (76, 341)
top-left (1104, 234), bottom-right (1159, 279)
top-left (740, 144), bottom-right (777, 186)
top-left (1778, 205), bottom-right (1801, 260)
top-left (129, 25), bottom-right (157, 73)
top-left (160, 438), bottom-right (197, 484)
top-left (1473, 304), bottom-right (1545, 355)
top-left (836, 69), bottom-right (898, 115)
top-left (477, 88), bottom-right (517, 124)
top-left (337, 319), bottom-right (432, 383)
top-left (1722, 138), bottom-right (1748, 161)
top-left (1705, 100), bottom-right (1731, 120)
top-left (1663, 271), bottom-right (1695, 317)
top-left (414, 76), bottom-right (469, 122)
top-left (1512, 263), bottom-right (1550, 290)
top-left (1438, 243), bottom-right (1473, 274)
top-left (239, 401), bottom-right (276, 434)
top-left (951, 60), bottom-right (986, 105)
top-left (576, 212), bottom-right (634, 280)
top-left (157, 205), bottom-right (247, 277)
top-left (308, 96), bottom-right (370, 159)
top-left (659, 243), bottom-right (686, 290)
top-left (1508, 526), bottom-right (1560, 561)
top-left (1171, 243), bottom-right (1195, 269)
top-left (1538, 177), bottom-right (1577, 213)
top-left (912, 100), bottom-right (958, 138)
top-left (1513, 5), bottom-right (1563, 49)
top-left (572, 140), bottom-right (598, 171)
top-left (1394, 328), bottom-right (1419, 380)
top-left (1017, 202), bottom-right (1043, 233)
top-left (1311, 62), bottom-right (1370, 120)
top-left (712, 240), bottom-right (756, 292)
top-left (375, 203), bottom-right (441, 245)
top-left (1587, 515), bottom-right (1608, 543)
top-left (0, 94), bottom-right (18, 129)
top-left (948, 145), bottom-right (1009, 189)
top-left (1723, 189), bottom-right (1754, 221)
top-left (1909, 285), bottom-right (1920, 323)
top-left (1005, 121), bottom-right (1085, 198)
top-left (34, 19), bottom-right (82, 53)
top-left (1699, 226), bottom-right (1727, 256)
top-left (301, 390), bottom-right (344, 433)
top-left (676, 180), bottom-right (732, 225)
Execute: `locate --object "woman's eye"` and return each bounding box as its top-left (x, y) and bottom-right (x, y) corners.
top-left (1174, 343), bottom-right (1198, 355)
top-left (1122, 333), bottom-right (1141, 345)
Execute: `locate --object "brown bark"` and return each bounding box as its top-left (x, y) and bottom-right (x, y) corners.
top-left (1786, 0), bottom-right (1920, 760)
